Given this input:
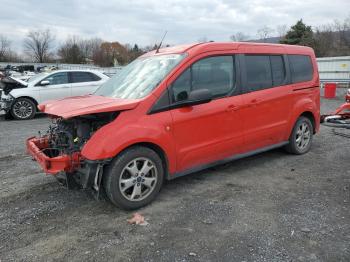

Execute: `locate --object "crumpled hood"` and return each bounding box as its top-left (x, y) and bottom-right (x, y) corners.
top-left (0, 76), bottom-right (28, 95)
top-left (9, 76), bottom-right (28, 86)
top-left (38, 95), bottom-right (140, 119)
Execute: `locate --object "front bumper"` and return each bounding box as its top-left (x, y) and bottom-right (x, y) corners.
top-left (26, 136), bottom-right (81, 175)
top-left (0, 91), bottom-right (14, 113)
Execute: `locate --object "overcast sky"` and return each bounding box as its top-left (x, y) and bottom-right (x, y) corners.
top-left (1, 0), bottom-right (349, 52)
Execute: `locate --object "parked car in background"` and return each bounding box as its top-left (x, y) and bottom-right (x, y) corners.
top-left (26, 42), bottom-right (320, 210)
top-left (0, 70), bottom-right (109, 119)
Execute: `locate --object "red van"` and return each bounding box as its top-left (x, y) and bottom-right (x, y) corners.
top-left (27, 42), bottom-right (320, 209)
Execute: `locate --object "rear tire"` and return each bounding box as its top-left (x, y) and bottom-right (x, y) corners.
top-left (103, 146), bottom-right (164, 210)
top-left (11, 97), bottom-right (36, 120)
top-left (285, 116), bottom-right (313, 154)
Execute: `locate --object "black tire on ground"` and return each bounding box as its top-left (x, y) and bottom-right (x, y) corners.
top-left (10, 97), bottom-right (36, 120)
top-left (103, 146), bottom-right (164, 210)
top-left (4, 112), bottom-right (13, 120)
top-left (285, 116), bottom-right (313, 155)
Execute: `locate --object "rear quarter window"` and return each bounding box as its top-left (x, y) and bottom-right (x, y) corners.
top-left (289, 55), bottom-right (313, 83)
top-left (71, 72), bottom-right (101, 83)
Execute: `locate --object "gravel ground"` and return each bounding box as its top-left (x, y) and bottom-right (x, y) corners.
top-left (0, 89), bottom-right (349, 262)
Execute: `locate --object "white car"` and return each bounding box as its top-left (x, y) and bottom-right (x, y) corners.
top-left (0, 70), bottom-right (109, 120)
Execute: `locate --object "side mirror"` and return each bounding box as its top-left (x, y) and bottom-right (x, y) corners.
top-left (187, 89), bottom-right (212, 105)
top-left (40, 80), bottom-right (50, 86)
top-left (170, 89), bottom-right (212, 110)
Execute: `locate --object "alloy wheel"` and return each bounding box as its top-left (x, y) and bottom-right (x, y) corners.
top-left (13, 100), bottom-right (33, 119)
top-left (119, 157), bottom-right (158, 201)
top-left (295, 122), bottom-right (311, 150)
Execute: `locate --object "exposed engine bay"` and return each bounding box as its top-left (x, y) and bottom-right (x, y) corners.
top-left (0, 76), bottom-right (27, 95)
top-left (45, 112), bottom-right (117, 156)
top-left (39, 112), bottom-right (118, 192)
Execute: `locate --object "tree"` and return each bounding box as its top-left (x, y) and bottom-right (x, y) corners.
top-left (276, 24), bottom-right (288, 39)
top-left (333, 16), bottom-right (350, 54)
top-left (79, 38), bottom-right (103, 62)
top-left (257, 26), bottom-right (274, 42)
top-left (93, 41), bottom-right (129, 67)
top-left (0, 35), bottom-right (11, 61)
top-left (280, 19), bottom-right (314, 47)
top-left (58, 36), bottom-right (85, 64)
top-left (313, 24), bottom-right (336, 57)
top-left (126, 43), bottom-right (144, 62)
top-left (24, 29), bottom-right (55, 62)
top-left (230, 32), bottom-right (250, 41)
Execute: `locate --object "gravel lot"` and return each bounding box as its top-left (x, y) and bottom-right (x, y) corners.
top-left (0, 89), bottom-right (349, 262)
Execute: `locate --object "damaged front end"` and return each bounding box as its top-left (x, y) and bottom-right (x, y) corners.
top-left (0, 76), bottom-right (26, 113)
top-left (27, 112), bottom-right (118, 193)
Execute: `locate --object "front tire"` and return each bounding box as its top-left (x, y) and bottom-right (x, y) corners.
top-left (285, 116), bottom-right (313, 154)
top-left (11, 98), bottom-right (36, 120)
top-left (103, 146), bottom-right (164, 210)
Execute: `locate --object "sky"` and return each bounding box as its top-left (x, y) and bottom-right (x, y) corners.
top-left (0, 0), bottom-right (349, 53)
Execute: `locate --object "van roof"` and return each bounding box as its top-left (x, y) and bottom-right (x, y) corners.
top-left (143, 42), bottom-right (314, 57)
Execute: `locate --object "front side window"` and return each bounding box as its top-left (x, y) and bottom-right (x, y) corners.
top-left (95, 54), bottom-right (186, 99)
top-left (289, 55), bottom-right (313, 83)
top-left (71, 72), bottom-right (101, 83)
top-left (171, 56), bottom-right (235, 103)
top-left (44, 72), bottom-right (69, 85)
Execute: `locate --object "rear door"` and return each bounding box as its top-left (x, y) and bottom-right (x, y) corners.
top-left (169, 55), bottom-right (245, 172)
top-left (239, 53), bottom-right (293, 152)
top-left (38, 72), bottom-right (71, 103)
top-left (70, 71), bottom-right (102, 96)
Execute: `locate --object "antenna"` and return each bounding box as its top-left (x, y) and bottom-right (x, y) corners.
top-left (155, 31), bottom-right (167, 53)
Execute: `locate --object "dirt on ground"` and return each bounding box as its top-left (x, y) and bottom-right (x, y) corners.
top-left (0, 89), bottom-right (349, 262)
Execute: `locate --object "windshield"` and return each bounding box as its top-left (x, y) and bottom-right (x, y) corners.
top-left (27, 72), bottom-right (48, 83)
top-left (95, 53), bottom-right (186, 99)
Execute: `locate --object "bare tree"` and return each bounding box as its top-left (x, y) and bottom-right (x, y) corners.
top-left (313, 24), bottom-right (336, 57)
top-left (230, 32), bottom-right (250, 41)
top-left (333, 16), bottom-right (350, 53)
top-left (79, 38), bottom-right (103, 61)
top-left (24, 29), bottom-right (55, 62)
top-left (257, 26), bottom-right (274, 42)
top-left (276, 24), bottom-right (288, 39)
top-left (0, 35), bottom-right (11, 61)
top-left (58, 35), bottom-right (85, 64)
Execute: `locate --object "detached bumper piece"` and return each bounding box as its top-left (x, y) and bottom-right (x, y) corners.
top-left (26, 136), bottom-right (81, 175)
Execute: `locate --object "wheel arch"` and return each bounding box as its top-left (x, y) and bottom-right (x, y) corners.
top-left (110, 141), bottom-right (170, 179)
top-left (10, 96), bottom-right (39, 119)
top-left (14, 96), bottom-right (39, 106)
top-left (300, 111), bottom-right (316, 133)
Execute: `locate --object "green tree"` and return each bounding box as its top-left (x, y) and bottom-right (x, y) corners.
top-left (280, 19), bottom-right (315, 48)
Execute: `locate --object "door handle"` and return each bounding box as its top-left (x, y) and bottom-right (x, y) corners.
top-left (249, 99), bottom-right (260, 106)
top-left (226, 104), bottom-right (239, 112)
top-left (62, 85), bottom-right (70, 88)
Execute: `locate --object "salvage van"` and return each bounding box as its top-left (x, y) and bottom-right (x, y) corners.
top-left (27, 42), bottom-right (320, 209)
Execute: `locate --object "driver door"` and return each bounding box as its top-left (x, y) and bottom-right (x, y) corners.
top-left (169, 55), bottom-right (245, 172)
top-left (38, 72), bottom-right (71, 103)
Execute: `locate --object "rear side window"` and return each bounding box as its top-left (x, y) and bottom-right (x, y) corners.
top-left (171, 56), bottom-right (235, 103)
top-left (270, 55), bottom-right (286, 86)
top-left (71, 72), bottom-right (101, 83)
top-left (289, 55), bottom-right (313, 83)
top-left (245, 55), bottom-right (272, 91)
